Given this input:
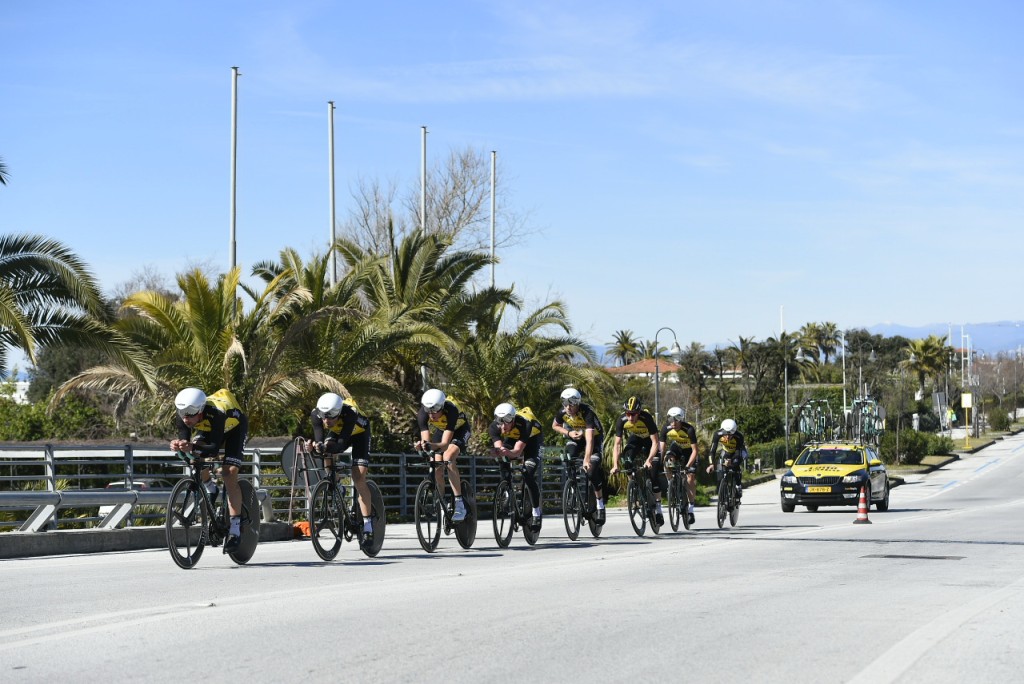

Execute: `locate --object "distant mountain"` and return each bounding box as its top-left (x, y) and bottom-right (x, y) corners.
top-left (866, 321), bottom-right (1024, 355)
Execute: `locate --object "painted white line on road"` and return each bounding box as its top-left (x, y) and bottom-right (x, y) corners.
top-left (848, 575), bottom-right (1024, 684)
top-left (974, 459), bottom-right (999, 473)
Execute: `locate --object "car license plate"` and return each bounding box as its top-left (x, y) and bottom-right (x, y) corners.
top-left (806, 486), bottom-right (831, 493)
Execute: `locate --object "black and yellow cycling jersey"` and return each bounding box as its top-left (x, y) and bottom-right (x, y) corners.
top-left (614, 409), bottom-right (659, 440)
top-left (312, 398), bottom-right (368, 439)
top-left (661, 420), bottom-right (698, 449)
top-left (175, 388), bottom-right (248, 461)
top-left (710, 429), bottom-right (747, 457)
top-left (553, 402), bottom-right (603, 435)
top-left (416, 398), bottom-right (468, 433)
top-left (489, 411), bottom-right (542, 444)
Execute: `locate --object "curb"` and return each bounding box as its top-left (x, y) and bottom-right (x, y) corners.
top-left (0, 521), bottom-right (294, 560)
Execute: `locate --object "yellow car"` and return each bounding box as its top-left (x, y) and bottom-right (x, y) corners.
top-left (779, 442), bottom-right (889, 513)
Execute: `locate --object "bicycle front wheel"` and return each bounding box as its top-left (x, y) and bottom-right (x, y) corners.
top-left (455, 485), bottom-right (478, 549)
top-left (645, 476), bottom-right (661, 534)
top-left (165, 479), bottom-right (209, 570)
top-left (228, 479), bottom-right (261, 565)
top-left (492, 479), bottom-right (515, 548)
top-left (716, 475), bottom-right (729, 529)
top-left (668, 474), bottom-right (681, 532)
top-left (310, 479), bottom-right (343, 561)
top-left (627, 478), bottom-right (646, 537)
top-left (414, 479), bottom-right (442, 552)
top-left (562, 478), bottom-right (582, 541)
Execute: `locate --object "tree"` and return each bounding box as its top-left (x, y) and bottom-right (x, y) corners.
top-left (608, 330), bottom-right (640, 366)
top-left (1, 234), bottom-right (145, 382)
top-left (0, 156), bottom-right (9, 185)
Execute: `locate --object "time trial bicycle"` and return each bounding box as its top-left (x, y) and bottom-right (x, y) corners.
top-left (492, 456), bottom-right (540, 547)
top-left (165, 451), bottom-right (261, 569)
top-left (560, 453), bottom-right (603, 540)
top-left (410, 450), bottom-right (477, 552)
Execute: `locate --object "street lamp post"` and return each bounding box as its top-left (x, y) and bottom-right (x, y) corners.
top-left (654, 327), bottom-right (682, 424)
top-left (783, 342), bottom-right (808, 462)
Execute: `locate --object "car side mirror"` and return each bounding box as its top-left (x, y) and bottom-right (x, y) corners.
top-left (868, 458), bottom-right (882, 466)
top-left (784, 459), bottom-right (794, 467)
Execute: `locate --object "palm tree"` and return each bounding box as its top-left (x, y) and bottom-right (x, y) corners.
top-left (904, 335), bottom-right (948, 396)
top-left (0, 157), bottom-right (9, 185)
top-left (0, 234), bottom-right (145, 380)
top-left (818, 321), bottom-right (841, 365)
top-left (608, 330), bottom-right (640, 366)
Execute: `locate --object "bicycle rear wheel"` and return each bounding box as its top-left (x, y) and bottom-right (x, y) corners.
top-left (521, 486), bottom-right (539, 546)
top-left (562, 478), bottom-right (582, 541)
top-left (645, 477), bottom-right (661, 534)
top-left (716, 475), bottom-right (729, 529)
top-left (455, 484), bottom-right (477, 549)
top-left (668, 474), bottom-right (681, 532)
top-left (356, 480), bottom-right (387, 558)
top-left (228, 479), bottom-right (260, 565)
top-left (627, 478), bottom-right (646, 537)
top-left (681, 476), bottom-right (692, 531)
top-left (414, 479), bottom-right (442, 552)
top-left (493, 479), bottom-right (515, 548)
top-left (729, 479), bottom-right (740, 528)
top-left (310, 479), bottom-right (343, 561)
top-left (166, 479), bottom-right (209, 569)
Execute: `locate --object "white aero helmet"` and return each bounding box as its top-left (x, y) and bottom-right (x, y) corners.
top-left (421, 388), bottom-right (447, 412)
top-left (720, 418), bottom-right (737, 435)
top-left (560, 387), bottom-right (582, 406)
top-left (494, 402), bottom-right (517, 424)
top-left (667, 406), bottom-right (685, 422)
top-left (317, 392), bottom-right (345, 419)
top-left (175, 387), bottom-right (207, 419)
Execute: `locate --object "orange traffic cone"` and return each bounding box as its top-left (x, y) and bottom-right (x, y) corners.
top-left (853, 485), bottom-right (871, 524)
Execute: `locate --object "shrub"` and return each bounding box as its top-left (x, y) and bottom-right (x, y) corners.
top-left (988, 409), bottom-right (1011, 432)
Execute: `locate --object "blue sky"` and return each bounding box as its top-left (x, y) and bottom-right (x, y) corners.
top-left (2, 0), bottom-right (1022, 356)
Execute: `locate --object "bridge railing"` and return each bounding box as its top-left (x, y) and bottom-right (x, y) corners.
top-left (0, 444), bottom-right (570, 533)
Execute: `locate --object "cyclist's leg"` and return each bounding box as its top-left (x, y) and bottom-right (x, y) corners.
top-left (221, 421), bottom-right (247, 543)
top-left (588, 436), bottom-right (607, 521)
top-left (523, 438), bottom-right (543, 525)
top-left (350, 430), bottom-right (373, 519)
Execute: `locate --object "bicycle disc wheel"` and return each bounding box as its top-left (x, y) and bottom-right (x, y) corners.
top-left (522, 486), bottom-right (539, 546)
top-left (628, 478), bottom-right (646, 537)
top-left (310, 479), bottom-right (342, 561)
top-left (668, 475), bottom-right (681, 532)
top-left (645, 478), bottom-right (661, 534)
top-left (587, 485), bottom-right (604, 538)
top-left (716, 476), bottom-right (729, 529)
top-left (228, 479), bottom-right (261, 565)
top-left (492, 480), bottom-right (515, 548)
top-left (562, 478), bottom-right (582, 541)
top-left (166, 479), bottom-right (209, 569)
top-left (355, 480), bottom-right (386, 557)
top-left (729, 478), bottom-right (740, 528)
top-left (455, 484), bottom-right (477, 549)
top-left (414, 479), bottom-right (442, 552)
top-left (681, 477), bottom-right (692, 531)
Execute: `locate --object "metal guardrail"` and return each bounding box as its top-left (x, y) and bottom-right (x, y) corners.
top-left (0, 444), bottom-right (571, 533)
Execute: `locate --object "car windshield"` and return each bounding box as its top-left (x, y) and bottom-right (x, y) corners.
top-left (795, 449), bottom-right (863, 466)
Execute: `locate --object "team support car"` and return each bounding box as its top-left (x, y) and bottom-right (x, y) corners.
top-left (779, 442), bottom-right (889, 512)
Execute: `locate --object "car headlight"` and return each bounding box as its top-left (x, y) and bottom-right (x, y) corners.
top-left (842, 473), bottom-right (864, 483)
top-left (782, 474), bottom-right (797, 484)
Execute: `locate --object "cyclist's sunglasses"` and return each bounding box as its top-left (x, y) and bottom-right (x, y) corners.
top-left (177, 407), bottom-right (203, 420)
top-left (561, 399), bottom-right (577, 407)
top-left (323, 409), bottom-right (342, 419)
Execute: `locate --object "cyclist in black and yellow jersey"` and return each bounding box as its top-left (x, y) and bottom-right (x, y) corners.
top-left (661, 406), bottom-right (699, 526)
top-left (551, 388), bottom-right (607, 524)
top-left (706, 418), bottom-right (748, 501)
top-left (311, 392), bottom-right (374, 548)
top-left (170, 387), bottom-right (248, 552)
top-left (490, 403), bottom-right (545, 531)
top-left (414, 389), bottom-right (471, 522)
top-left (610, 396), bottom-right (664, 525)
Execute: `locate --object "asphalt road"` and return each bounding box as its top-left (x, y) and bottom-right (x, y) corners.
top-left (2, 433), bottom-right (1023, 683)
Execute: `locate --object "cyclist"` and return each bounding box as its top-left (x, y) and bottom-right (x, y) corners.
top-left (552, 387), bottom-right (607, 524)
top-left (310, 392), bottom-right (374, 549)
top-left (414, 389), bottom-right (470, 522)
top-left (490, 403), bottom-right (544, 532)
top-left (705, 418), bottom-right (748, 501)
top-left (661, 406), bottom-right (699, 526)
top-left (610, 396), bottom-right (664, 525)
top-left (170, 387), bottom-right (248, 552)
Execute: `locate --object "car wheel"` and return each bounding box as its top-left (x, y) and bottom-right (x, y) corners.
top-left (805, 505), bottom-right (819, 512)
top-left (781, 501), bottom-right (795, 513)
top-left (875, 479), bottom-right (889, 512)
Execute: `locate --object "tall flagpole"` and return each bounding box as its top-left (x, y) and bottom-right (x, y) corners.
top-left (490, 150), bottom-right (496, 287)
top-left (420, 126), bottom-right (427, 231)
top-left (229, 66), bottom-right (240, 276)
top-left (328, 101), bottom-right (337, 286)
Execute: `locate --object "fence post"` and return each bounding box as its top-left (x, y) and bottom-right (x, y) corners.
top-left (398, 453), bottom-right (408, 518)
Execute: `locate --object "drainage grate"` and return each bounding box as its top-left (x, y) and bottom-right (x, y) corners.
top-left (861, 554), bottom-right (964, 560)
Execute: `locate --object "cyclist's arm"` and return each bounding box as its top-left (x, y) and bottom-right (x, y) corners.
top-left (583, 428), bottom-right (595, 460)
top-left (611, 434), bottom-right (623, 472)
top-left (552, 416), bottom-right (571, 438)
